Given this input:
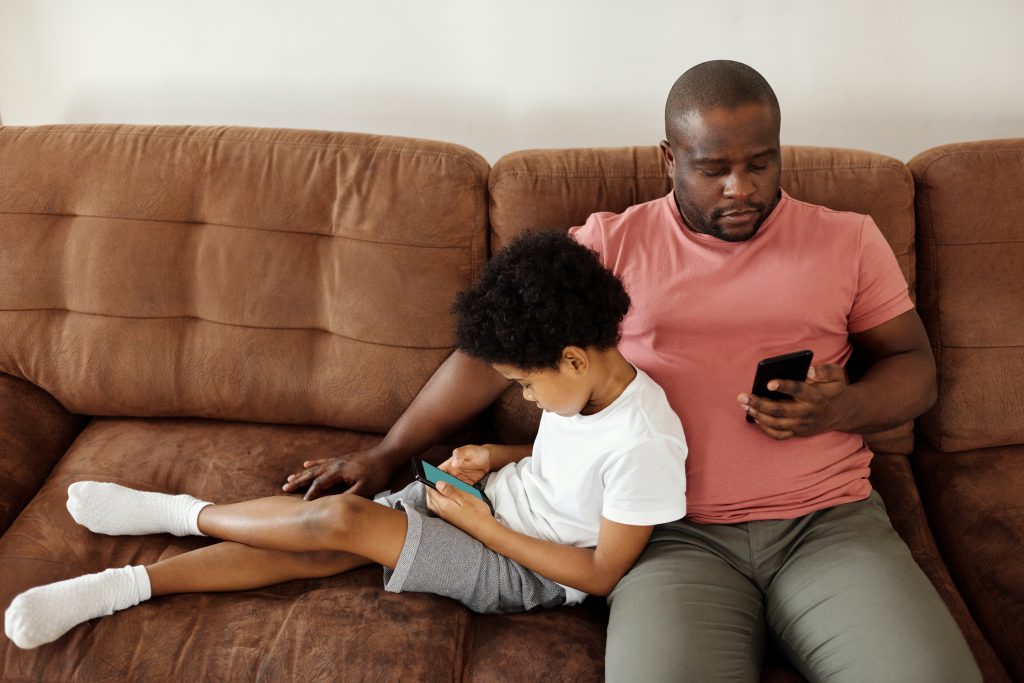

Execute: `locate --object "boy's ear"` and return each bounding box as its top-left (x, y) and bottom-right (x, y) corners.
top-left (561, 346), bottom-right (589, 374)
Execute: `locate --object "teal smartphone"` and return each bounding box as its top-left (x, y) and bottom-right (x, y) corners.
top-left (411, 458), bottom-right (494, 515)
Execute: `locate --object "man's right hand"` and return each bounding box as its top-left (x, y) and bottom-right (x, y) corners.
top-left (282, 447), bottom-right (394, 500)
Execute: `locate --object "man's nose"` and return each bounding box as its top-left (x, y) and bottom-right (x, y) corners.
top-left (722, 170), bottom-right (756, 199)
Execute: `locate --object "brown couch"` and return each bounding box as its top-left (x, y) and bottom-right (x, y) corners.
top-left (0, 124), bottom-right (1019, 681)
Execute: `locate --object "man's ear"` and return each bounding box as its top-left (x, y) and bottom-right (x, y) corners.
top-left (561, 346), bottom-right (589, 374)
top-left (659, 140), bottom-right (675, 173)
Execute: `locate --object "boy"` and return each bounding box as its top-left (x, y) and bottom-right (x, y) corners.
top-left (5, 230), bottom-right (686, 649)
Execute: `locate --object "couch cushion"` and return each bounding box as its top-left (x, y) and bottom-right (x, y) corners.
top-left (0, 125), bottom-right (489, 434)
top-left (2, 419), bottom-right (999, 681)
top-left (488, 145), bottom-right (917, 454)
top-left (910, 139), bottom-right (1024, 452)
top-left (0, 418), bottom-right (472, 682)
top-left (0, 374), bottom-right (85, 533)
top-left (914, 442), bottom-right (1024, 680)
top-left (872, 453), bottom-right (1010, 682)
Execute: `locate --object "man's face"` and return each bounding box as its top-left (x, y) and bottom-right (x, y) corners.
top-left (661, 103), bottom-right (782, 242)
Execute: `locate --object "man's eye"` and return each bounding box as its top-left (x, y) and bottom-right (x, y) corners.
top-left (699, 169), bottom-right (725, 177)
top-left (749, 164), bottom-right (768, 171)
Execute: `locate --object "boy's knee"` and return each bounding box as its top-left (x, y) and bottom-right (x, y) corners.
top-left (308, 494), bottom-right (368, 544)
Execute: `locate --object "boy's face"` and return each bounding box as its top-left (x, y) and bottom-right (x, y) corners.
top-left (493, 359), bottom-right (590, 418)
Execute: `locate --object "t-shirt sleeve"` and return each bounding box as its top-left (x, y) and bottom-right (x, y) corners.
top-left (847, 215), bottom-right (915, 333)
top-left (569, 214), bottom-right (610, 267)
top-left (600, 438), bottom-right (687, 526)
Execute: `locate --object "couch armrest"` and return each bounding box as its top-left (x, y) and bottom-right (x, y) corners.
top-left (0, 374), bottom-right (87, 532)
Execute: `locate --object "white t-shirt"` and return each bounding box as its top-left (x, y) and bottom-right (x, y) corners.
top-left (483, 367), bottom-right (687, 604)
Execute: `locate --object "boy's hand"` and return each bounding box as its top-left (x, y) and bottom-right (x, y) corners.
top-left (426, 482), bottom-right (498, 540)
top-left (438, 445), bottom-right (491, 485)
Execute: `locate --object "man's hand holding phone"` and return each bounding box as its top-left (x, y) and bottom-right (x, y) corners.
top-left (739, 354), bottom-right (851, 440)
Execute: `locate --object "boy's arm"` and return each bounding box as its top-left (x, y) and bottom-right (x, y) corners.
top-left (483, 444), bottom-right (533, 470)
top-left (439, 443), bottom-right (532, 485)
top-left (428, 482), bottom-right (652, 596)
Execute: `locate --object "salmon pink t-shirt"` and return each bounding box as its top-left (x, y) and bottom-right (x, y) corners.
top-left (570, 191), bottom-right (913, 524)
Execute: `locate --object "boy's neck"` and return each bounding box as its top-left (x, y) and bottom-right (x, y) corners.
top-left (581, 349), bottom-right (637, 415)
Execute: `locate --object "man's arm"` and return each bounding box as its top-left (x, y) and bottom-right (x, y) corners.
top-left (284, 350), bottom-right (512, 498)
top-left (427, 482), bottom-right (652, 596)
top-left (740, 309), bottom-right (937, 439)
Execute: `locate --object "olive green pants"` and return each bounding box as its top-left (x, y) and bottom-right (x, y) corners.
top-left (606, 492), bottom-right (981, 682)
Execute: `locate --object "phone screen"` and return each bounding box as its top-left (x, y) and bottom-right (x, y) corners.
top-left (416, 460), bottom-right (486, 501)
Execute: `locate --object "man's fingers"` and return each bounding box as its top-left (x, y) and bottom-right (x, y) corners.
top-left (808, 363), bottom-right (845, 383)
top-left (747, 408), bottom-right (803, 433)
top-left (758, 423), bottom-right (796, 440)
top-left (764, 379), bottom-right (813, 401)
top-left (304, 475), bottom-right (335, 501)
top-left (745, 394), bottom-right (807, 419)
top-left (283, 467), bottom-right (318, 491)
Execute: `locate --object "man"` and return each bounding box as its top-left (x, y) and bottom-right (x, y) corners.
top-left (284, 61), bottom-right (980, 681)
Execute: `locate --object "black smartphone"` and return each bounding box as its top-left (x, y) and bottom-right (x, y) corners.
top-left (411, 457), bottom-right (495, 515)
top-left (746, 350), bottom-right (814, 423)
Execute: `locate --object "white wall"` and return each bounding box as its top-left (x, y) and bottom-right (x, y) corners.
top-left (1, 0), bottom-right (1021, 162)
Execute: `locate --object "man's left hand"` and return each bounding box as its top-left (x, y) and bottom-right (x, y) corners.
top-left (738, 363), bottom-right (850, 440)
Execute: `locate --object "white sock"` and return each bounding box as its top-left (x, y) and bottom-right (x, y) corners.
top-left (4, 565), bottom-right (152, 649)
top-left (67, 481), bottom-right (212, 537)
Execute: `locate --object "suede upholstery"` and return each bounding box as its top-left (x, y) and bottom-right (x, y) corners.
top-left (0, 125), bottom-right (1017, 682)
top-left (911, 139), bottom-right (1024, 680)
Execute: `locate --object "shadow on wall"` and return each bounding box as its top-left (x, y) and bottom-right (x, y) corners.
top-left (60, 83), bottom-right (662, 163)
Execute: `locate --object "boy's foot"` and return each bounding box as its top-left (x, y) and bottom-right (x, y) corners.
top-left (4, 566), bottom-right (151, 649)
top-left (67, 481), bottom-right (211, 537)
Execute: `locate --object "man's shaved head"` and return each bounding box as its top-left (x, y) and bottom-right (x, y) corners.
top-left (665, 60), bottom-right (780, 143)
top-left (659, 61), bottom-right (783, 242)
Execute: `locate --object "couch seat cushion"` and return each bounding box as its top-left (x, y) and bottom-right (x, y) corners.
top-left (0, 417), bottom-right (470, 682)
top-left (914, 443), bottom-right (1024, 680)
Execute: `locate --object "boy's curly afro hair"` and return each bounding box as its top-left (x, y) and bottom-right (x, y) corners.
top-left (454, 229), bottom-right (631, 370)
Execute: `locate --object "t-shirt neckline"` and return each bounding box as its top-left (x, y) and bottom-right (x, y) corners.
top-left (667, 190), bottom-right (788, 249)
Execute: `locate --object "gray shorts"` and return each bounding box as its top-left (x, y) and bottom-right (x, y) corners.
top-left (376, 481), bottom-right (567, 614)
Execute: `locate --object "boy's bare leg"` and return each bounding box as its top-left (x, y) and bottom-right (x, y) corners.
top-left (196, 494), bottom-right (407, 569)
top-left (146, 541), bottom-right (373, 595)
top-left (67, 481), bottom-right (408, 569)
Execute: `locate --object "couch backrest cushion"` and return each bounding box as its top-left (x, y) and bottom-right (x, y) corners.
top-left (0, 125), bottom-right (489, 432)
top-left (488, 145), bottom-right (917, 454)
top-left (911, 139), bottom-right (1024, 452)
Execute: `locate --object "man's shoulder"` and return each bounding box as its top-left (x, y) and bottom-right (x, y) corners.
top-left (780, 192), bottom-right (869, 232)
top-left (577, 193), bottom-right (673, 234)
